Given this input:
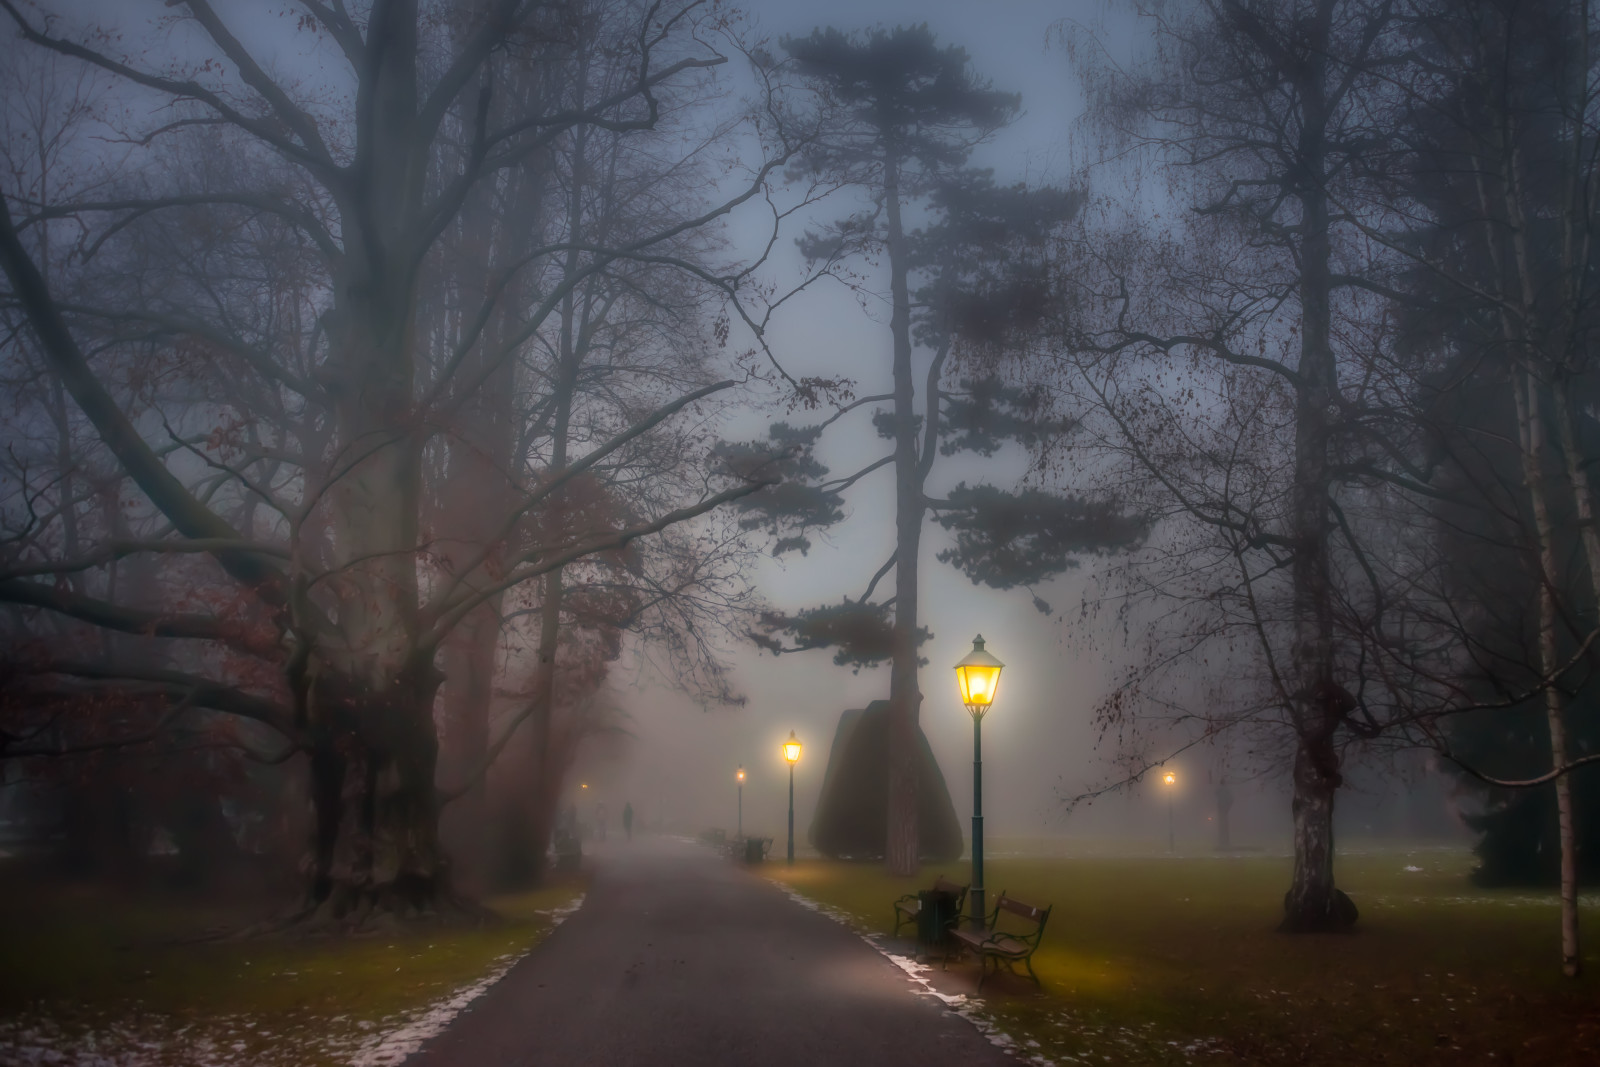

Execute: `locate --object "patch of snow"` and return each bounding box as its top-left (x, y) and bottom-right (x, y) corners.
top-left (0, 893), bottom-right (590, 1067)
top-left (777, 885), bottom-right (1057, 1066)
top-left (344, 892), bottom-right (586, 1066)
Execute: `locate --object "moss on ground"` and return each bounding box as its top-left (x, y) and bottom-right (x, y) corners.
top-left (0, 878), bottom-right (585, 1066)
top-left (764, 844), bottom-right (1600, 1066)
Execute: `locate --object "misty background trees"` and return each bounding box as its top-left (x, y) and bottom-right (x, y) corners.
top-left (1041, 0), bottom-right (1600, 967)
top-left (0, 0), bottom-right (1595, 978)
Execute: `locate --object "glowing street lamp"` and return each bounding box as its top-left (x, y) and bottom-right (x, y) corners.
top-left (1162, 770), bottom-right (1177, 853)
top-left (954, 634), bottom-right (1005, 931)
top-left (783, 732), bottom-right (803, 865)
top-left (736, 765), bottom-right (745, 838)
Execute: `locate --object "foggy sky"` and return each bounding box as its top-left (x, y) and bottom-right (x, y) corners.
top-left (30, 0), bottom-right (1455, 851)
top-left (593, 0), bottom-right (1201, 846)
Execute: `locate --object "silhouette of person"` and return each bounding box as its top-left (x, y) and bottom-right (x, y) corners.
top-left (622, 802), bottom-right (634, 840)
top-left (596, 802), bottom-right (607, 841)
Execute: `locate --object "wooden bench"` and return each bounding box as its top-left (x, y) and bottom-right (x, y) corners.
top-left (892, 876), bottom-right (969, 939)
top-left (727, 835), bottom-right (774, 863)
top-left (944, 892), bottom-right (1051, 990)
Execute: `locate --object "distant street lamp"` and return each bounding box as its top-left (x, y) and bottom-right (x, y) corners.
top-left (783, 732), bottom-right (803, 865)
top-left (1163, 770), bottom-right (1177, 853)
top-left (736, 765), bottom-right (745, 838)
top-left (955, 634), bottom-right (1004, 932)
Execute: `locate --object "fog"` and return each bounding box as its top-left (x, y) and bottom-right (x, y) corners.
top-left (0, 0), bottom-right (1553, 933)
top-left (22, 2), bottom-right (1600, 1064)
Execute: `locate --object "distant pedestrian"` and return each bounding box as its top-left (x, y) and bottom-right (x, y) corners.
top-left (622, 802), bottom-right (634, 840)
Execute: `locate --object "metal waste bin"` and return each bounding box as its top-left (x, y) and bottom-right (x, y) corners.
top-left (744, 837), bottom-right (765, 864)
top-left (916, 889), bottom-right (958, 952)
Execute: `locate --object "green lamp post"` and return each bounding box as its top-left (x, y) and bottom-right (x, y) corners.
top-left (783, 732), bottom-right (802, 865)
top-left (955, 634), bottom-right (1004, 932)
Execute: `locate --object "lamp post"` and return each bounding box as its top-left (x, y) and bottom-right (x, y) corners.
top-left (955, 634), bottom-right (1004, 932)
top-left (1163, 770), bottom-right (1177, 853)
top-left (736, 765), bottom-right (745, 838)
top-left (783, 732), bottom-right (802, 865)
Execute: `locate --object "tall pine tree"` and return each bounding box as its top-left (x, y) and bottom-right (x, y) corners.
top-left (731, 27), bottom-right (1142, 876)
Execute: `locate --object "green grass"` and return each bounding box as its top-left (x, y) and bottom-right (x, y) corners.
top-left (764, 844), bottom-right (1600, 1066)
top-left (0, 877), bottom-right (585, 1066)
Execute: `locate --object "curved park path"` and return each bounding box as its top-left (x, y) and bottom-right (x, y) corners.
top-left (408, 836), bottom-right (1014, 1067)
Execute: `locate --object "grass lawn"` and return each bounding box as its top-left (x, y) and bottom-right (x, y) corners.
top-left (0, 875), bottom-right (585, 1066)
top-left (763, 844), bottom-right (1600, 1066)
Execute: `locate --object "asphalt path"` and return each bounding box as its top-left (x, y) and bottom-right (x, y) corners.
top-left (408, 836), bottom-right (1015, 1066)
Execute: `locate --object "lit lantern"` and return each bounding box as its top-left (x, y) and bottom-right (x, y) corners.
top-left (954, 634), bottom-right (1005, 718)
top-left (783, 731), bottom-right (802, 764)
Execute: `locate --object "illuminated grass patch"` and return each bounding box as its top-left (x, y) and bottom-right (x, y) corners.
top-left (764, 844), bottom-right (1599, 1065)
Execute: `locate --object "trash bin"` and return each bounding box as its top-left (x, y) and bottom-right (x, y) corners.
top-left (744, 837), bottom-right (765, 864)
top-left (916, 889), bottom-right (958, 952)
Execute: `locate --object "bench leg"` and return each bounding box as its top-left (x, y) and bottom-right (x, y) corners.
top-left (1024, 954), bottom-right (1040, 987)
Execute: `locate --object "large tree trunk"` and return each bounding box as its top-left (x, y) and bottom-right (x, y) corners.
top-left (303, 660), bottom-right (451, 920)
top-left (1282, 33), bottom-right (1354, 931)
top-left (1282, 731), bottom-right (1354, 930)
top-left (300, 0), bottom-right (454, 915)
top-left (884, 147), bottom-right (922, 878)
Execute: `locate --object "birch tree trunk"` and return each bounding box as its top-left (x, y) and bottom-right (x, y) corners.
top-left (1512, 370), bottom-right (1583, 977)
top-left (1488, 78), bottom-right (1584, 974)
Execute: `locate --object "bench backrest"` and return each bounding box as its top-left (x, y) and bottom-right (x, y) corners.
top-left (990, 892), bottom-right (1051, 943)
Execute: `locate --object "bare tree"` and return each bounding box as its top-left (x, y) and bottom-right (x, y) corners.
top-left (0, 0), bottom-right (798, 920)
top-left (1058, 0), bottom-right (1411, 931)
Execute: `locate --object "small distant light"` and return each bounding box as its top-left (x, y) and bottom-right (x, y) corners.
top-left (1163, 771), bottom-right (1176, 787)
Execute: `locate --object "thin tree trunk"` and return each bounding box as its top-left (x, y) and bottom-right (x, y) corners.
top-left (1512, 369), bottom-right (1582, 977)
top-left (523, 115), bottom-right (588, 883)
top-left (1215, 778), bottom-right (1233, 852)
top-left (439, 603), bottom-right (498, 887)
top-left (1490, 78), bottom-right (1583, 974)
top-left (884, 145), bottom-right (922, 878)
